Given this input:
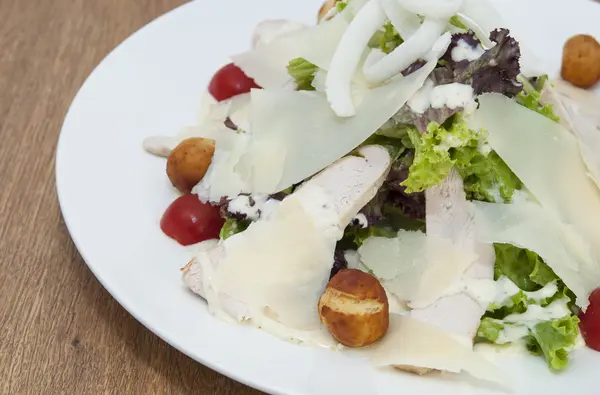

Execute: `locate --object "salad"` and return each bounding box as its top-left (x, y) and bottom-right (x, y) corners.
top-left (143, 0), bottom-right (600, 386)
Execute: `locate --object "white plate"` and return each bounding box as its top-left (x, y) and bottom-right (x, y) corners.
top-left (56, 1), bottom-right (600, 394)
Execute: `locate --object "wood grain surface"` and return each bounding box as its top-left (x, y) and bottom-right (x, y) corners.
top-left (0, 1), bottom-right (263, 394)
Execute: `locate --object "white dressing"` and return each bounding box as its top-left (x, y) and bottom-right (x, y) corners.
top-left (450, 38), bottom-right (485, 62)
top-left (430, 83), bottom-right (476, 111)
top-left (443, 276), bottom-right (559, 310)
top-left (503, 299), bottom-right (571, 325)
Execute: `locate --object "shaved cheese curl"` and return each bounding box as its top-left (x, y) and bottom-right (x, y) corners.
top-left (397, 0), bottom-right (463, 19)
top-left (326, 0), bottom-right (386, 117)
top-left (364, 18), bottom-right (447, 84)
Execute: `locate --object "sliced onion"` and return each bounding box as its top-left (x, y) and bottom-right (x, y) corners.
top-left (363, 48), bottom-right (387, 71)
top-left (397, 0), bottom-right (463, 19)
top-left (378, 0), bottom-right (421, 39)
top-left (363, 18), bottom-right (447, 85)
top-left (325, 0), bottom-right (386, 117)
top-left (455, 13), bottom-right (494, 48)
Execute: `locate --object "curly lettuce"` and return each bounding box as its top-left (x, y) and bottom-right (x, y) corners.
top-left (401, 117), bottom-right (521, 201)
top-left (400, 122), bottom-right (463, 193)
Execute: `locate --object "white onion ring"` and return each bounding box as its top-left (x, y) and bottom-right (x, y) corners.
top-left (397, 0), bottom-right (463, 19)
top-left (378, 0), bottom-right (421, 39)
top-left (325, 0), bottom-right (386, 117)
top-left (455, 13), bottom-right (494, 48)
top-left (363, 18), bottom-right (447, 85)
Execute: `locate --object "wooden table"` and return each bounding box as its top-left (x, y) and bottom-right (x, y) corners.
top-left (0, 1), bottom-right (263, 394)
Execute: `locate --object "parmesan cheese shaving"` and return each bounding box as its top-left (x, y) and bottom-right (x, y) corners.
top-left (541, 79), bottom-right (600, 188)
top-left (359, 230), bottom-right (477, 308)
top-left (251, 19), bottom-right (307, 49)
top-left (472, 94), bottom-right (600, 293)
top-left (471, 200), bottom-right (599, 310)
top-left (215, 195), bottom-right (336, 331)
top-left (365, 315), bottom-right (509, 386)
top-left (231, 0), bottom-right (369, 89)
top-left (184, 147), bottom-right (392, 345)
top-left (247, 60), bottom-right (436, 192)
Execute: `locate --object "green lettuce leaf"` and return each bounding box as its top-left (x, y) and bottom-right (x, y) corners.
top-left (494, 244), bottom-right (558, 292)
top-left (219, 218), bottom-right (250, 240)
top-left (456, 150), bottom-right (522, 203)
top-left (400, 123), bottom-right (460, 193)
top-left (336, 1), bottom-right (347, 12)
top-left (516, 74), bottom-right (560, 122)
top-left (477, 313), bottom-right (579, 371)
top-left (525, 315), bottom-right (580, 371)
top-left (401, 117), bottom-right (520, 201)
top-left (344, 226), bottom-right (397, 248)
top-left (477, 317), bottom-right (505, 343)
top-left (477, 245), bottom-right (579, 371)
top-left (287, 58), bottom-right (318, 91)
top-left (369, 22), bottom-right (403, 54)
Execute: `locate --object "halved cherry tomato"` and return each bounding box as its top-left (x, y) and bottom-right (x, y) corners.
top-left (580, 288), bottom-right (600, 352)
top-left (208, 63), bottom-right (260, 101)
top-left (160, 195), bottom-right (224, 246)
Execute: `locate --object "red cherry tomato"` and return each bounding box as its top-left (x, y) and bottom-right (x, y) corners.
top-left (160, 195), bottom-right (224, 246)
top-left (580, 288), bottom-right (600, 352)
top-left (208, 63), bottom-right (260, 102)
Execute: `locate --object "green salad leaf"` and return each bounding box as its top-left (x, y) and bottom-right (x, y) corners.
top-left (457, 150), bottom-right (522, 203)
top-left (476, 246), bottom-right (579, 371)
top-left (400, 122), bottom-right (460, 193)
top-left (369, 22), bottom-right (403, 54)
top-left (477, 311), bottom-right (580, 371)
top-left (401, 117), bottom-right (521, 202)
top-left (219, 218), bottom-right (250, 240)
top-left (477, 317), bottom-right (505, 343)
top-left (287, 58), bottom-right (318, 91)
top-left (516, 74), bottom-right (560, 122)
top-left (494, 244), bottom-right (558, 292)
top-left (525, 315), bottom-right (581, 371)
top-left (344, 226), bottom-right (397, 248)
